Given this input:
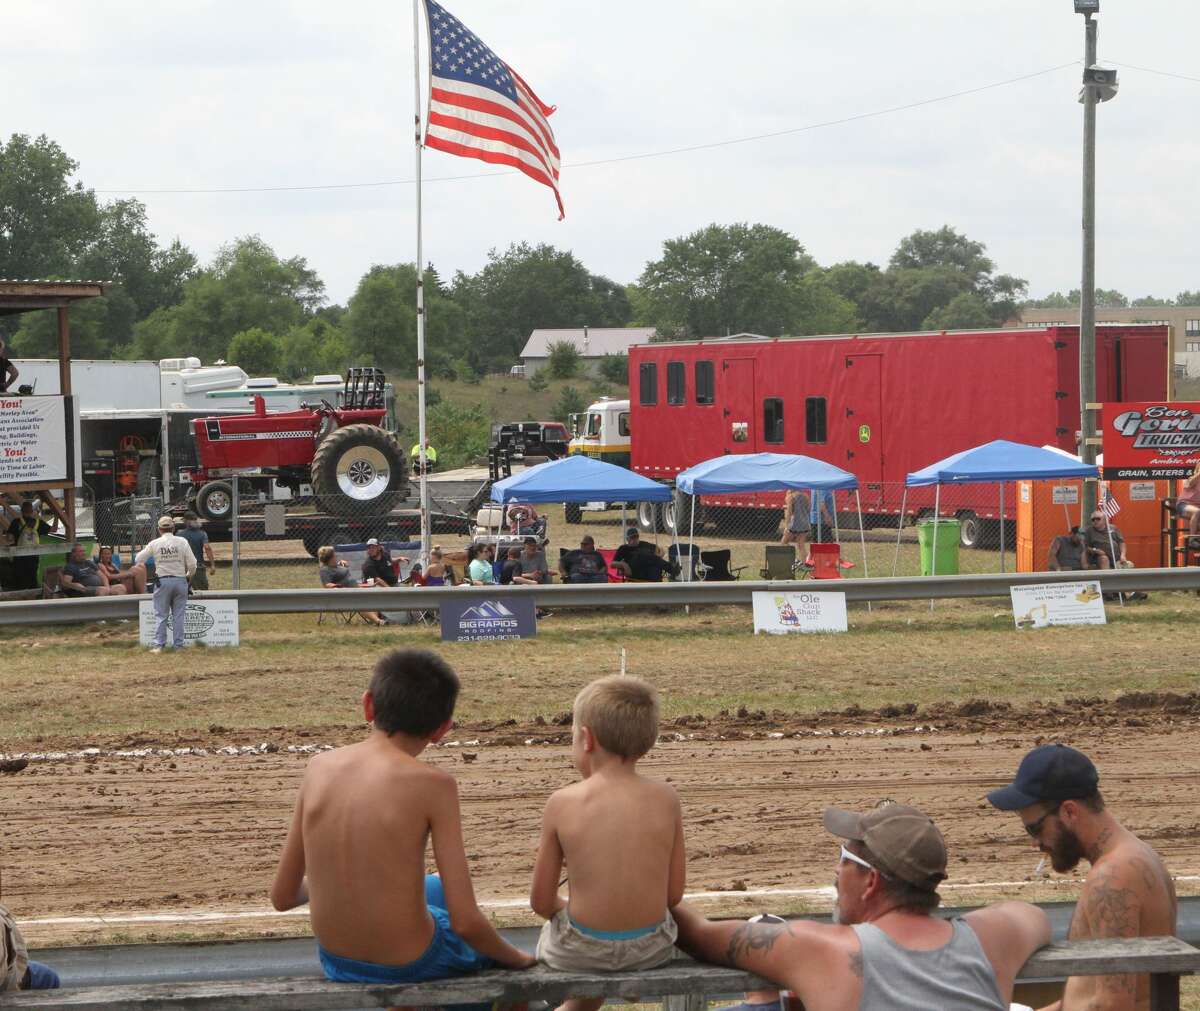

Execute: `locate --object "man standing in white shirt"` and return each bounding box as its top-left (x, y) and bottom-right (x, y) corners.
top-left (136, 516), bottom-right (197, 653)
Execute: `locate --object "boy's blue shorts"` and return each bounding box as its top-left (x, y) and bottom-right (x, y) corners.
top-left (318, 875), bottom-right (494, 984)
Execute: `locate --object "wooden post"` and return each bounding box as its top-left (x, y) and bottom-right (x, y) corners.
top-left (1150, 972), bottom-right (1181, 1011)
top-left (56, 306), bottom-right (76, 543)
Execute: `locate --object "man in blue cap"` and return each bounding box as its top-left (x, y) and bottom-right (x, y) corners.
top-left (988, 744), bottom-right (1177, 1011)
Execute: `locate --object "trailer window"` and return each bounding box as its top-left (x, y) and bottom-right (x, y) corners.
top-left (695, 360), bottom-right (714, 404)
top-left (763, 398), bottom-right (784, 444)
top-left (619, 413), bottom-right (630, 437)
top-left (586, 413), bottom-right (602, 438)
top-left (639, 363), bottom-right (658, 405)
top-left (666, 361), bottom-right (685, 405)
top-left (805, 397), bottom-right (827, 444)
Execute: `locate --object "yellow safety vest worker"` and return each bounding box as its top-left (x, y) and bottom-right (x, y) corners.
top-left (12, 516), bottom-right (41, 548)
top-left (410, 443), bottom-right (438, 463)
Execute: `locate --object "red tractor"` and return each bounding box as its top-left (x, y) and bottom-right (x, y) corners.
top-left (185, 368), bottom-right (408, 520)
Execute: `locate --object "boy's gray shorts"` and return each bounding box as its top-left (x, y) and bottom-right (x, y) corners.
top-left (536, 909), bottom-right (678, 972)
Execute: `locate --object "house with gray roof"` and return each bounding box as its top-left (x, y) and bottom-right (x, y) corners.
top-left (518, 327), bottom-right (657, 377)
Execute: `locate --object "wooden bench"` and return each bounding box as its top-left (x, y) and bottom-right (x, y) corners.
top-left (0, 937), bottom-right (1196, 1011)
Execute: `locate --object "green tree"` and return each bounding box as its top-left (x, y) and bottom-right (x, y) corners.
top-left (1176, 291), bottom-right (1200, 306)
top-left (1131, 295), bottom-right (1173, 308)
top-left (528, 370), bottom-right (549, 392)
top-left (856, 267), bottom-right (974, 332)
top-left (227, 327), bottom-right (283, 376)
top-left (922, 292), bottom-right (995, 330)
top-left (0, 134), bottom-right (99, 283)
top-left (598, 352), bottom-right (629, 384)
top-left (451, 242), bottom-right (631, 371)
top-left (343, 263), bottom-right (467, 376)
top-left (1023, 291), bottom-right (1076, 309)
top-left (279, 317), bottom-right (348, 381)
top-left (546, 339), bottom-right (582, 378)
top-left (133, 236), bottom-right (324, 363)
top-left (1094, 288), bottom-right (1128, 308)
top-left (554, 385), bottom-right (587, 423)
top-left (638, 223), bottom-right (817, 338)
top-left (789, 275), bottom-right (861, 335)
top-left (427, 401), bottom-right (489, 470)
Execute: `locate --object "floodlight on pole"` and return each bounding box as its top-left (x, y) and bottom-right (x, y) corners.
top-left (1074, 0), bottom-right (1100, 13)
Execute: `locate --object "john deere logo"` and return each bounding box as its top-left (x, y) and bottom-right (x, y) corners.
top-left (859, 424), bottom-right (871, 444)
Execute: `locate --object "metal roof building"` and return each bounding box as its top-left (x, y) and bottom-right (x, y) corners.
top-left (518, 326), bottom-right (656, 376)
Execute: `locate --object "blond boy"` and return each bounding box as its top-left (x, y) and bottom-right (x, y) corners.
top-left (530, 676), bottom-right (685, 1011)
top-left (271, 649), bottom-right (534, 986)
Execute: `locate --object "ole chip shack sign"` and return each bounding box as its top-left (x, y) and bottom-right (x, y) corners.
top-left (1101, 402), bottom-right (1200, 479)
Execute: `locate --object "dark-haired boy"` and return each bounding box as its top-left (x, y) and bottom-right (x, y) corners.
top-left (530, 675), bottom-right (685, 1011)
top-left (271, 649), bottom-right (535, 987)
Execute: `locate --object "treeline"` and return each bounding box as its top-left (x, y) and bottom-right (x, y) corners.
top-left (5, 134), bottom-right (1195, 386)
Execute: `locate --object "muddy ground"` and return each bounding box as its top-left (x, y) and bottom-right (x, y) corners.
top-left (4, 692), bottom-right (1199, 945)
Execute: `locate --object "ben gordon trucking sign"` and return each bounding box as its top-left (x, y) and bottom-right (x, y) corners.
top-left (1101, 402), bottom-right (1200, 478)
top-left (441, 595), bottom-right (537, 642)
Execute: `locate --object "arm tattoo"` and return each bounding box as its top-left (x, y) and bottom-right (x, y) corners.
top-left (849, 951), bottom-right (863, 978)
top-left (725, 922), bottom-right (792, 966)
top-left (1085, 874), bottom-right (1140, 938)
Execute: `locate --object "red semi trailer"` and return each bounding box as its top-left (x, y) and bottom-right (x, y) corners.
top-left (627, 324), bottom-right (1172, 545)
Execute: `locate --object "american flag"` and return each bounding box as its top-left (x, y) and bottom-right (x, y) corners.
top-left (423, 0), bottom-right (563, 219)
top-left (1101, 486), bottom-right (1122, 520)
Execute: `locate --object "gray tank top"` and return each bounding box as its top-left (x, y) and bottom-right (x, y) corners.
top-left (851, 918), bottom-right (1006, 1011)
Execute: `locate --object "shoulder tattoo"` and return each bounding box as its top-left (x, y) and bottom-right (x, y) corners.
top-left (1085, 869), bottom-right (1140, 938)
top-left (725, 922), bottom-right (792, 966)
top-left (849, 950), bottom-right (863, 978)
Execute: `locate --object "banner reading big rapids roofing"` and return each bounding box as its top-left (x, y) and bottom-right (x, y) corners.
top-left (1101, 402), bottom-right (1200, 479)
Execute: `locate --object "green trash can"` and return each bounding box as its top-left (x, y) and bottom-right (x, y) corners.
top-left (917, 519), bottom-right (959, 576)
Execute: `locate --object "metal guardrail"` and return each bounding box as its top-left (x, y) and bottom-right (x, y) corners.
top-left (1, 567), bottom-right (1197, 627)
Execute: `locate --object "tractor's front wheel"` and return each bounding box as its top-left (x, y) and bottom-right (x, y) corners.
top-left (196, 481), bottom-right (235, 522)
top-left (311, 424), bottom-right (408, 516)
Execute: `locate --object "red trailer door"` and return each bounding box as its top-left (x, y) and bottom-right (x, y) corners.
top-left (721, 358), bottom-right (756, 453)
top-left (844, 354), bottom-right (884, 507)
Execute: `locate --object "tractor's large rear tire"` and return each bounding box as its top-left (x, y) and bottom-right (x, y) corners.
top-left (311, 424), bottom-right (408, 517)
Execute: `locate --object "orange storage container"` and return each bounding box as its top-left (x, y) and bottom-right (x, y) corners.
top-left (1016, 478), bottom-right (1169, 572)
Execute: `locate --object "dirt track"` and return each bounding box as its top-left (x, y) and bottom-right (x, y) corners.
top-left (4, 694), bottom-right (1200, 943)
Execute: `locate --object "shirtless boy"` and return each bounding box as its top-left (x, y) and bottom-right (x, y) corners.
top-left (271, 649), bottom-right (534, 988)
top-left (530, 675), bottom-right (685, 1011)
top-left (989, 743), bottom-right (1178, 1011)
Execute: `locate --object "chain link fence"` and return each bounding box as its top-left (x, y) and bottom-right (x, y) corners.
top-left (79, 476), bottom-right (1143, 593)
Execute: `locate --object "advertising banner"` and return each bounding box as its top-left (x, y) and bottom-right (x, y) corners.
top-left (0, 395), bottom-right (80, 487)
top-left (1101, 402), bottom-right (1200, 479)
top-left (441, 594), bottom-right (538, 642)
top-left (752, 590), bottom-right (848, 634)
top-left (1010, 582), bottom-right (1106, 630)
top-left (138, 599), bottom-right (240, 646)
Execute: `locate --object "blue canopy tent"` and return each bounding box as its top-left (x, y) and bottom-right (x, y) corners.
top-left (491, 454), bottom-right (672, 503)
top-left (675, 452), bottom-right (869, 580)
top-left (894, 439), bottom-right (1101, 578)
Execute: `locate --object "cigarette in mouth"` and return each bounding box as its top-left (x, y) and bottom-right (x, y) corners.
top-left (1034, 856), bottom-right (1046, 877)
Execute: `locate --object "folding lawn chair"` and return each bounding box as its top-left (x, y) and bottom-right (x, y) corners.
top-left (760, 543), bottom-right (803, 580)
top-left (668, 543), bottom-right (700, 581)
top-left (696, 548), bottom-right (747, 581)
top-left (798, 542), bottom-right (843, 580)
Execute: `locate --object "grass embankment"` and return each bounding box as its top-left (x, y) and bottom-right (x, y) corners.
top-left (1, 593), bottom-right (1195, 744)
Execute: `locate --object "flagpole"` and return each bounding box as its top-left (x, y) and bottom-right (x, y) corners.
top-left (413, 0), bottom-right (431, 563)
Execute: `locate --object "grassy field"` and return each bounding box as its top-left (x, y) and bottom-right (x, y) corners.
top-left (2, 589), bottom-right (1196, 744)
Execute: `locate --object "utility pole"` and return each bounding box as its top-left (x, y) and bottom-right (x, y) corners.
top-left (1079, 8), bottom-right (1099, 519)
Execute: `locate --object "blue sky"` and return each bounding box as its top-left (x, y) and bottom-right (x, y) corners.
top-left (6, 1), bottom-right (1198, 304)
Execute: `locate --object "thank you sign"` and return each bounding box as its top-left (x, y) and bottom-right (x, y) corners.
top-left (0, 395), bottom-right (80, 486)
top-left (441, 594), bottom-right (538, 642)
top-left (139, 599), bottom-right (240, 646)
top-left (752, 590), bottom-right (848, 634)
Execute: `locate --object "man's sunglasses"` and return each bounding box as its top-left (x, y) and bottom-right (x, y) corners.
top-left (1024, 803), bottom-right (1061, 838)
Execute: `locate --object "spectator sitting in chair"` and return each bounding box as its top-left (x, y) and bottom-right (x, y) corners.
top-left (560, 535), bottom-right (608, 584)
top-left (6, 499), bottom-right (59, 591)
top-left (466, 542), bottom-right (496, 585)
top-left (1047, 526), bottom-right (1094, 572)
top-left (612, 527), bottom-right (679, 581)
top-left (61, 543), bottom-right (128, 597)
top-left (424, 547), bottom-right (456, 587)
top-left (500, 545), bottom-right (540, 585)
top-left (1173, 462), bottom-right (1200, 538)
top-left (97, 545), bottom-right (148, 595)
top-left (1086, 508), bottom-right (1148, 601)
top-left (318, 546), bottom-right (387, 626)
top-left (518, 535), bottom-right (551, 584)
top-left (362, 538), bottom-right (407, 587)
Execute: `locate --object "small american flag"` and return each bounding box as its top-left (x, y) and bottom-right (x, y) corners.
top-left (423, 1), bottom-right (564, 218)
top-left (1101, 486), bottom-right (1122, 520)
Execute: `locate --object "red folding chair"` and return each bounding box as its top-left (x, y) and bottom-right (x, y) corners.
top-left (806, 543), bottom-right (843, 580)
